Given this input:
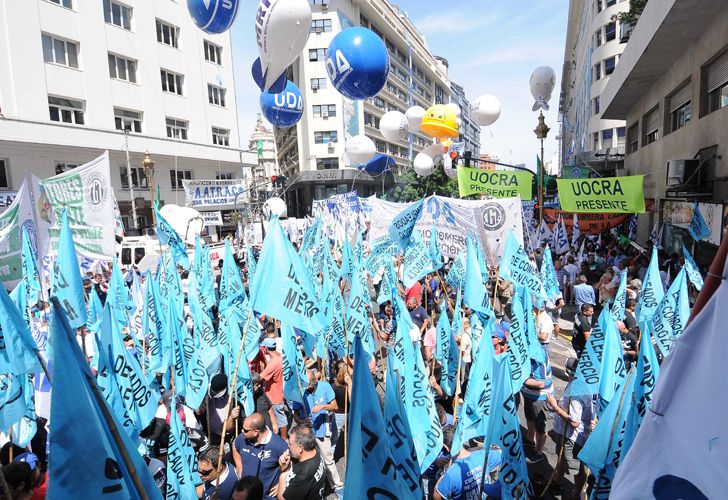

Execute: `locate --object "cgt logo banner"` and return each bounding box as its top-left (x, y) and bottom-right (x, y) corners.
top-left (456, 166), bottom-right (533, 200)
top-left (557, 175), bottom-right (646, 213)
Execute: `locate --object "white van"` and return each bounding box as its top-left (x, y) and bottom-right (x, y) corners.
top-left (119, 236), bottom-right (162, 268)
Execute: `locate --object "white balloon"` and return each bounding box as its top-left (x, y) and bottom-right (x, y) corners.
top-left (263, 197), bottom-right (287, 219)
top-left (456, 118), bottom-right (463, 127)
top-left (413, 153), bottom-right (435, 176)
top-left (472, 95), bottom-right (502, 127)
top-left (346, 135), bottom-right (376, 164)
top-left (159, 204), bottom-right (202, 246)
top-left (405, 106), bottom-right (426, 130)
top-left (530, 66), bottom-right (556, 111)
top-left (379, 111), bottom-right (409, 142)
top-left (446, 102), bottom-right (461, 117)
top-left (256, 0), bottom-right (312, 91)
top-left (422, 143), bottom-right (445, 159)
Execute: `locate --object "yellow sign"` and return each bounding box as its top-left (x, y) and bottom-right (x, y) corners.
top-left (557, 175), bottom-right (646, 213)
top-left (457, 166), bottom-right (533, 200)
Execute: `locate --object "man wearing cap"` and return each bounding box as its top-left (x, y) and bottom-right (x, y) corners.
top-left (231, 413), bottom-right (288, 500)
top-left (259, 338), bottom-right (287, 440)
top-left (492, 320), bottom-right (509, 355)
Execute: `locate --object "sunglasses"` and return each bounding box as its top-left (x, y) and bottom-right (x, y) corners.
top-left (198, 468), bottom-right (214, 477)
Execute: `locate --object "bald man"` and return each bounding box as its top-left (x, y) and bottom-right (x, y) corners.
top-left (232, 412), bottom-right (289, 500)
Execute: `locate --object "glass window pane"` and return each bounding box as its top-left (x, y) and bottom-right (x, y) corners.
top-left (108, 54), bottom-right (116, 78)
top-left (103, 0), bottom-right (111, 23)
top-left (42, 35), bottom-right (53, 63)
top-left (54, 38), bottom-right (66, 65)
top-left (67, 43), bottom-right (78, 68)
top-left (61, 109), bottom-right (72, 123)
top-left (161, 71), bottom-right (167, 91)
top-left (115, 117), bottom-right (122, 130)
top-left (117, 58), bottom-right (127, 80)
top-left (112, 4), bottom-right (121, 25)
top-left (127, 60), bottom-right (136, 83)
top-left (74, 110), bottom-right (84, 124)
top-left (49, 106), bottom-right (60, 121)
top-left (122, 7), bottom-right (130, 30)
top-left (156, 21), bottom-right (162, 42)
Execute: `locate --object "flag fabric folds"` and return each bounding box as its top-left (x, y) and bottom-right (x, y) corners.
top-left (682, 243), bottom-right (704, 291)
top-left (651, 268), bottom-right (690, 358)
top-left (155, 205), bottom-right (190, 269)
top-left (51, 209), bottom-right (87, 329)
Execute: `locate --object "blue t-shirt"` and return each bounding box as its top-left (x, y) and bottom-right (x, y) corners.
top-left (298, 380), bottom-right (336, 438)
top-left (233, 430), bottom-right (289, 500)
top-left (202, 463), bottom-right (238, 500)
top-left (521, 358), bottom-right (554, 401)
top-left (422, 448), bottom-right (450, 480)
top-left (436, 448), bottom-right (503, 500)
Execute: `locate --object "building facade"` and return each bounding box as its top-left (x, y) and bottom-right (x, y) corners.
top-left (559, 0), bottom-right (630, 177)
top-left (450, 81), bottom-right (481, 158)
top-left (0, 0), bottom-right (255, 233)
top-left (274, 0), bottom-right (452, 217)
top-left (601, 0), bottom-right (728, 265)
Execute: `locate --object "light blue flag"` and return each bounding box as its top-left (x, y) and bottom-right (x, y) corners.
top-left (505, 288), bottom-right (530, 395)
top-left (166, 396), bottom-right (201, 499)
top-left (463, 235), bottom-right (492, 316)
top-left (219, 241), bottom-right (247, 312)
top-left (98, 302), bottom-right (160, 434)
top-left (187, 275), bottom-right (219, 370)
top-left (167, 301), bottom-right (209, 410)
top-left (48, 302), bottom-right (163, 500)
top-left (0, 373), bottom-right (30, 434)
top-left (540, 246), bottom-right (561, 300)
top-left (688, 203), bottom-right (711, 241)
top-left (579, 370), bottom-right (636, 500)
top-left (345, 335), bottom-right (412, 498)
top-left (651, 268), bottom-right (690, 358)
top-left (610, 270), bottom-right (628, 322)
top-left (0, 285), bottom-right (40, 376)
top-left (159, 253), bottom-right (184, 317)
top-left (246, 245), bottom-right (258, 283)
top-left (383, 363), bottom-right (423, 499)
top-left (8, 373), bottom-right (37, 448)
top-left (390, 292), bottom-right (443, 473)
top-left (366, 237), bottom-right (398, 279)
top-left (451, 288), bottom-right (463, 337)
top-left (299, 217), bottom-right (321, 257)
top-left (376, 258), bottom-right (397, 305)
top-left (636, 248), bottom-right (664, 325)
top-left (682, 243), bottom-right (704, 291)
top-left (499, 230), bottom-right (547, 301)
top-left (224, 312), bottom-right (255, 416)
top-left (429, 224), bottom-right (443, 270)
top-left (326, 279), bottom-right (348, 359)
top-left (155, 205), bottom-right (190, 269)
top-left (50, 209), bottom-right (87, 328)
top-left (250, 218), bottom-right (327, 337)
top-left (281, 324), bottom-right (307, 405)
top-left (469, 311), bottom-right (487, 363)
top-left (340, 236), bottom-right (354, 283)
top-left (199, 244), bottom-right (217, 312)
top-left (434, 300), bottom-right (458, 397)
top-left (445, 252), bottom-right (466, 290)
top-left (555, 216), bottom-right (571, 255)
top-left (451, 312), bottom-right (496, 454)
top-left (474, 235), bottom-right (490, 283)
top-left (107, 259), bottom-right (136, 319)
top-left (322, 239), bottom-right (340, 286)
top-left (21, 227), bottom-right (41, 307)
top-left (9, 282), bottom-right (28, 327)
top-left (389, 198), bottom-right (423, 250)
top-left (143, 273), bottom-right (169, 375)
top-left (402, 231), bottom-right (437, 288)
top-left (520, 287), bottom-right (546, 364)
top-left (346, 258), bottom-right (375, 358)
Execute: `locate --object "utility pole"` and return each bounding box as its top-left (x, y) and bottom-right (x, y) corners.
top-left (124, 129), bottom-right (139, 230)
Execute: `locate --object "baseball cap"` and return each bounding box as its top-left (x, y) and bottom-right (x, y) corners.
top-left (15, 452), bottom-right (39, 470)
top-left (493, 321), bottom-right (509, 340)
top-left (209, 373), bottom-right (228, 399)
top-left (260, 338), bottom-right (277, 350)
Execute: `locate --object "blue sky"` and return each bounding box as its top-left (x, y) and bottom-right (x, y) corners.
top-left (231, 0), bottom-right (568, 169)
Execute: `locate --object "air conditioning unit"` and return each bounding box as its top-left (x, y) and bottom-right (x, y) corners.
top-left (315, 27), bottom-right (323, 34)
top-left (312, 88), bottom-right (318, 93)
top-left (322, 1), bottom-right (329, 10)
top-left (666, 159), bottom-right (700, 187)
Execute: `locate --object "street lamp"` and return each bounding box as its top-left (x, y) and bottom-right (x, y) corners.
top-left (142, 151), bottom-right (155, 226)
top-left (534, 111), bottom-right (550, 226)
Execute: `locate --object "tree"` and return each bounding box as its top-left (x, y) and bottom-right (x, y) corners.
top-left (385, 164), bottom-right (461, 202)
top-left (612, 0), bottom-right (648, 27)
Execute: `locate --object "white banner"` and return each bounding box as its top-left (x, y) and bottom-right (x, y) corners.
top-left (662, 200), bottom-right (722, 246)
top-left (0, 174), bottom-right (43, 284)
top-left (366, 198), bottom-right (412, 243)
top-left (182, 179), bottom-right (246, 209)
top-left (201, 211), bottom-right (223, 227)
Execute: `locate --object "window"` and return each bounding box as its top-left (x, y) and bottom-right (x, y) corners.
top-left (595, 29), bottom-right (603, 47)
top-left (311, 78), bottom-right (327, 90)
top-left (668, 82), bottom-right (691, 133)
top-left (313, 104), bottom-right (336, 118)
top-left (314, 131), bottom-right (337, 144)
top-left (605, 22), bottom-right (616, 42)
top-left (42, 34), bottom-right (79, 68)
top-left (311, 19), bottom-right (332, 33)
top-left (120, 166), bottom-right (147, 188)
top-left (643, 106), bottom-right (660, 145)
top-left (55, 162), bottom-right (79, 174)
top-left (604, 56), bottom-right (616, 75)
top-left (212, 127), bottom-right (230, 146)
top-left (108, 53), bottom-right (137, 83)
top-left (204, 40), bottom-right (222, 65)
top-left (435, 85), bottom-right (445, 104)
top-left (0, 160), bottom-right (8, 189)
top-left (596, 0), bottom-right (602, 12)
top-left (114, 108), bottom-right (142, 133)
top-left (216, 172), bottom-right (233, 180)
top-left (375, 139), bottom-right (386, 153)
top-left (170, 169), bottom-right (192, 190)
top-left (594, 63), bottom-right (602, 81)
top-left (156, 19), bottom-right (179, 48)
top-left (208, 84), bottom-right (226, 107)
top-left (602, 128), bottom-right (613, 148)
top-left (309, 48), bottom-right (327, 61)
top-left (617, 126), bottom-right (626, 147)
top-left (48, 96), bottom-right (84, 124)
top-left (316, 158), bottom-right (338, 170)
top-left (48, 0), bottom-right (73, 8)
top-left (593, 96), bottom-right (600, 115)
top-left (166, 118), bottom-right (188, 140)
top-left (161, 69), bottom-right (183, 95)
top-left (360, 14), bottom-right (369, 28)
top-left (705, 50), bottom-right (728, 114)
top-left (627, 123), bottom-right (639, 153)
top-left (606, 0), bottom-right (616, 5)
top-left (593, 132), bottom-right (599, 151)
top-left (372, 96), bottom-right (385, 109)
top-left (103, 0), bottom-right (131, 30)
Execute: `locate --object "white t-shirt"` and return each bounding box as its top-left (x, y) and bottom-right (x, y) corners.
top-left (537, 311), bottom-right (555, 344)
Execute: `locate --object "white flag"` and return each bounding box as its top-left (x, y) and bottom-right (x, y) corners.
top-left (611, 256), bottom-right (728, 499)
top-left (537, 220), bottom-right (553, 246)
top-left (555, 215), bottom-right (570, 255)
top-left (572, 213), bottom-right (581, 247)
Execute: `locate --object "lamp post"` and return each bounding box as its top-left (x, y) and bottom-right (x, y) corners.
top-left (142, 151), bottom-right (155, 226)
top-left (534, 111), bottom-right (550, 226)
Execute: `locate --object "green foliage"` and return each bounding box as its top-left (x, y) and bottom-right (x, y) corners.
top-left (385, 164), bottom-right (462, 202)
top-left (612, 0), bottom-right (648, 27)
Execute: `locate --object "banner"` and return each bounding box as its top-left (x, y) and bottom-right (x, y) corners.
top-left (557, 176), bottom-right (646, 213)
top-left (366, 198), bottom-right (412, 243)
top-left (182, 179), bottom-right (245, 209)
top-left (0, 175), bottom-right (42, 284)
top-left (457, 166), bottom-right (533, 200)
top-left (200, 211), bottom-right (223, 227)
top-left (663, 200), bottom-right (722, 246)
top-left (543, 209), bottom-right (631, 235)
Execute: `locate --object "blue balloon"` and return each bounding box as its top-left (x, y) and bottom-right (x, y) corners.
top-left (325, 27), bottom-right (389, 100)
top-left (260, 81), bottom-right (304, 128)
top-left (187, 0), bottom-right (240, 34)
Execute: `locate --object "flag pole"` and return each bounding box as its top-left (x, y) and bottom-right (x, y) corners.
top-left (452, 348), bottom-right (463, 422)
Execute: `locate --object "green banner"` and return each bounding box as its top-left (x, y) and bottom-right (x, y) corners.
top-left (457, 166), bottom-right (533, 200)
top-left (557, 175), bottom-right (646, 213)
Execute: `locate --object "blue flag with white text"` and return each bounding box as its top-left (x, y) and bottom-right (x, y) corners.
top-left (389, 199), bottom-right (423, 250)
top-left (155, 205), bottom-right (190, 269)
top-left (500, 230), bottom-right (547, 301)
top-left (682, 243), bottom-right (704, 291)
top-left (281, 324), bottom-right (307, 405)
top-left (651, 268), bottom-right (690, 358)
top-left (688, 203), bottom-right (710, 241)
top-left (166, 396), bottom-right (201, 499)
top-left (636, 248), bottom-right (664, 325)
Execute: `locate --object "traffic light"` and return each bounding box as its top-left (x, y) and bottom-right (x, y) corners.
top-left (270, 175), bottom-right (287, 189)
top-left (463, 150), bottom-right (472, 168)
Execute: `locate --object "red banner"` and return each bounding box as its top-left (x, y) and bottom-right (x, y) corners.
top-left (543, 209), bottom-right (630, 235)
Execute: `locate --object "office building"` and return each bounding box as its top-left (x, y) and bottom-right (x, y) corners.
top-left (450, 80), bottom-right (481, 158)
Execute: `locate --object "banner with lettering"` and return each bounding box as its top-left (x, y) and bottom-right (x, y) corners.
top-left (543, 209), bottom-right (631, 235)
top-left (557, 175), bottom-right (646, 213)
top-left (457, 166), bottom-right (533, 199)
top-left (0, 174), bottom-right (43, 284)
top-left (182, 179), bottom-right (245, 209)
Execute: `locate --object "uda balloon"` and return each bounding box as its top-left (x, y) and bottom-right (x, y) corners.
top-left (260, 80), bottom-right (304, 128)
top-left (530, 66), bottom-right (556, 111)
top-left (253, 0), bottom-right (312, 94)
top-left (326, 27), bottom-right (389, 100)
top-left (187, 0), bottom-right (240, 34)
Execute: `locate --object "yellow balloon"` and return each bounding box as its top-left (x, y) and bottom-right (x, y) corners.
top-left (420, 104), bottom-right (459, 139)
